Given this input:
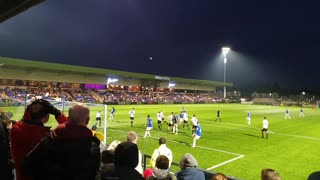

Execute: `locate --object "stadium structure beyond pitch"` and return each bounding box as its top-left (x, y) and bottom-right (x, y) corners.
top-left (0, 57), bottom-right (232, 97)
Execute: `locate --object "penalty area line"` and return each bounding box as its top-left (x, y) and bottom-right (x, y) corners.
top-left (109, 129), bottom-right (243, 156)
top-left (109, 128), bottom-right (245, 170)
top-left (206, 155), bottom-right (245, 171)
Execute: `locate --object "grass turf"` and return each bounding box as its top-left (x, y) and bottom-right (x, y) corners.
top-left (3, 104), bottom-right (320, 180)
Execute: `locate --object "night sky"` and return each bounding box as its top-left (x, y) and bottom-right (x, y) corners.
top-left (1, 0), bottom-right (320, 90)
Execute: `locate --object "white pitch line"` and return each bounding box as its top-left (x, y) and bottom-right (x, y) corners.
top-left (213, 125), bottom-right (260, 133)
top-left (108, 128), bottom-right (246, 170)
top-left (269, 132), bottom-right (320, 141)
top-left (206, 155), bottom-right (245, 170)
top-left (219, 122), bottom-right (261, 130)
top-left (196, 145), bottom-right (243, 156)
top-left (212, 124), bottom-right (320, 141)
top-left (109, 129), bottom-right (243, 155)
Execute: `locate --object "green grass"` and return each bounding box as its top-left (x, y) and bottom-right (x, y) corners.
top-left (3, 104), bottom-right (320, 180)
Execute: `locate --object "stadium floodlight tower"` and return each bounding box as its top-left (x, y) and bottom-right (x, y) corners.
top-left (222, 47), bottom-right (230, 99)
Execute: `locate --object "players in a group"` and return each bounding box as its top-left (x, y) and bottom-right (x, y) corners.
top-left (95, 111), bottom-right (101, 127)
top-left (300, 108), bottom-right (304, 117)
top-left (144, 115), bottom-right (153, 138)
top-left (129, 108), bottom-right (135, 127)
top-left (247, 111), bottom-right (251, 125)
top-left (182, 111), bottom-right (190, 130)
top-left (262, 117), bottom-right (269, 139)
top-left (167, 112), bottom-right (174, 132)
top-left (191, 114), bottom-right (198, 134)
top-left (156, 111), bottom-right (163, 130)
top-left (285, 109), bottom-right (291, 119)
top-left (179, 111), bottom-right (184, 124)
top-left (192, 121), bottom-right (202, 148)
top-left (172, 112), bottom-right (179, 135)
top-left (160, 110), bottom-right (166, 122)
top-left (215, 108), bottom-right (221, 122)
top-left (109, 107), bottom-right (115, 121)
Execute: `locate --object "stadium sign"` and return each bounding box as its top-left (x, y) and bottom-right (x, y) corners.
top-left (155, 75), bottom-right (170, 80)
top-left (107, 77), bottom-right (119, 84)
top-left (168, 82), bottom-right (176, 88)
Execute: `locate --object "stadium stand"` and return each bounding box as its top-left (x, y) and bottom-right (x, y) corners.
top-left (0, 85), bottom-right (222, 104)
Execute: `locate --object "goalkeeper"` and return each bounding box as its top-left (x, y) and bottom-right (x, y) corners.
top-left (10, 99), bottom-right (68, 180)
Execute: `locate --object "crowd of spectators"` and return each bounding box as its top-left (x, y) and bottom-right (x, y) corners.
top-left (98, 90), bottom-right (220, 104)
top-left (1, 86), bottom-right (220, 104)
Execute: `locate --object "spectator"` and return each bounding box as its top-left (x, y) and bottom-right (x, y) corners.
top-left (99, 150), bottom-right (117, 180)
top-left (261, 168), bottom-right (280, 180)
top-left (127, 131), bottom-right (143, 175)
top-left (0, 111), bottom-right (14, 180)
top-left (212, 173), bottom-right (227, 180)
top-left (175, 153), bottom-right (205, 180)
top-left (150, 137), bottom-right (173, 168)
top-left (22, 104), bottom-right (100, 180)
top-left (106, 140), bottom-right (121, 151)
top-left (114, 142), bottom-right (144, 180)
top-left (308, 171), bottom-right (320, 180)
top-left (92, 125), bottom-right (105, 142)
top-left (10, 99), bottom-right (68, 180)
top-left (98, 140), bottom-right (121, 180)
top-left (147, 155), bottom-right (176, 180)
top-left (144, 168), bottom-right (153, 179)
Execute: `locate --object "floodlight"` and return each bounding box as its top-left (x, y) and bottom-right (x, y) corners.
top-left (221, 47), bottom-right (230, 98)
top-left (222, 47), bottom-right (230, 55)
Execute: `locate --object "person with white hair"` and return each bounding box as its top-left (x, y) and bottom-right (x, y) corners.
top-left (127, 131), bottom-right (143, 175)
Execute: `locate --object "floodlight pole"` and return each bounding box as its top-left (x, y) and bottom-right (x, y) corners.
top-left (222, 47), bottom-right (230, 99)
top-left (223, 54), bottom-right (227, 99)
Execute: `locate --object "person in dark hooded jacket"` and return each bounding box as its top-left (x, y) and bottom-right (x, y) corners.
top-left (114, 141), bottom-right (144, 180)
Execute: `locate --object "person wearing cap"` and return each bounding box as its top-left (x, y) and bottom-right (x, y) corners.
top-left (10, 99), bottom-right (68, 180)
top-left (114, 141), bottom-right (144, 180)
top-left (175, 153), bottom-right (205, 180)
top-left (147, 155), bottom-right (176, 180)
top-left (0, 111), bottom-right (14, 180)
top-left (150, 137), bottom-right (173, 168)
top-left (22, 104), bottom-right (100, 180)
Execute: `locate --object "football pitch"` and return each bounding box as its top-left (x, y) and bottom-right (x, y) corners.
top-left (4, 104), bottom-right (320, 180)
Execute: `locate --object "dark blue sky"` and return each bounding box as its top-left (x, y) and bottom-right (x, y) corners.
top-left (1, 0), bottom-right (320, 90)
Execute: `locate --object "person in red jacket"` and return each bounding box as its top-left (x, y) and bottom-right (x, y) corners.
top-left (23, 104), bottom-right (101, 180)
top-left (10, 99), bottom-right (68, 180)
